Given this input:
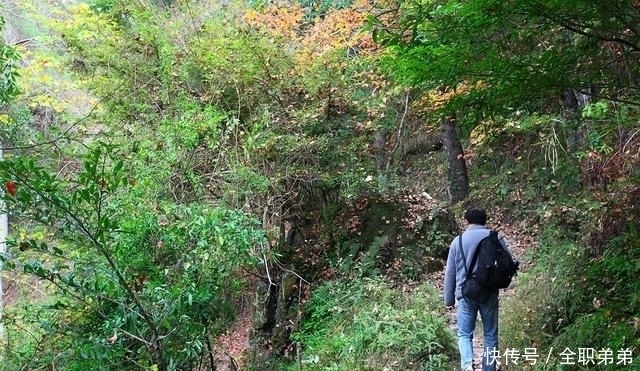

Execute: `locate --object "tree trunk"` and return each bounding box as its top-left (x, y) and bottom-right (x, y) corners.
top-left (441, 115), bottom-right (468, 203)
top-left (0, 144), bottom-right (7, 344)
top-left (372, 128), bottom-right (388, 172)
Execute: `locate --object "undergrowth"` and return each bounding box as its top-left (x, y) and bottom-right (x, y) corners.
top-left (501, 223), bottom-right (639, 370)
top-left (270, 277), bottom-right (456, 371)
top-left (470, 112), bottom-right (640, 371)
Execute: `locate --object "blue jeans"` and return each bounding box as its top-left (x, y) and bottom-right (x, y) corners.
top-left (457, 293), bottom-right (499, 371)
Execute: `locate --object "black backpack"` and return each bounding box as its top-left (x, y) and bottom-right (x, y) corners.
top-left (468, 230), bottom-right (519, 289)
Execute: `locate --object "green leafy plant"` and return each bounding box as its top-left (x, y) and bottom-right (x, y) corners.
top-left (0, 19), bottom-right (20, 104)
top-left (501, 214), bottom-right (640, 370)
top-left (276, 278), bottom-right (456, 371)
top-left (0, 143), bottom-right (265, 370)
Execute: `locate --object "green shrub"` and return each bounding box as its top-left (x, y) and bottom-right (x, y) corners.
top-left (0, 145), bottom-right (266, 370)
top-left (501, 222), bottom-right (639, 370)
top-left (273, 278), bottom-right (456, 371)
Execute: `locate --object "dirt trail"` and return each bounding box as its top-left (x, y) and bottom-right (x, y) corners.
top-left (211, 310), bottom-right (253, 371)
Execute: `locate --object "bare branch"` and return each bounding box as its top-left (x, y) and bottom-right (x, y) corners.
top-left (386, 92), bottom-right (410, 172)
top-left (561, 21), bottom-right (640, 52)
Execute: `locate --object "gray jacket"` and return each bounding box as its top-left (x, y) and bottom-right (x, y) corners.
top-left (443, 224), bottom-right (511, 306)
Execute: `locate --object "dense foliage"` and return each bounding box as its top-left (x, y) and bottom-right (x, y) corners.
top-left (283, 278), bottom-right (455, 370)
top-left (0, 143), bottom-right (266, 370)
top-left (0, 0), bottom-right (638, 370)
top-left (370, 0), bottom-right (640, 116)
top-left (467, 112), bottom-right (640, 370)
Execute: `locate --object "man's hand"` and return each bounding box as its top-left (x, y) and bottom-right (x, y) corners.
top-left (446, 305), bottom-right (454, 311)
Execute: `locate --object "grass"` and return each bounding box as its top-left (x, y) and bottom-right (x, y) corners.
top-left (272, 277), bottom-right (457, 371)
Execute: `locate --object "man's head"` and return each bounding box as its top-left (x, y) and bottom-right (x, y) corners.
top-left (464, 208), bottom-right (487, 225)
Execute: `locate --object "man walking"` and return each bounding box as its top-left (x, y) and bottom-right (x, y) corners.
top-left (444, 208), bottom-right (512, 371)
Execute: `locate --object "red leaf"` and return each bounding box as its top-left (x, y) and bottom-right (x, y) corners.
top-left (5, 181), bottom-right (16, 196)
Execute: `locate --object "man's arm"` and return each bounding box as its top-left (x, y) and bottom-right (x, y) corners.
top-left (443, 239), bottom-right (457, 307)
top-left (498, 233), bottom-right (515, 257)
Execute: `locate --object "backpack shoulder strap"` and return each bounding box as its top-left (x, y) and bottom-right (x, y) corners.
top-left (458, 235), bottom-right (477, 278)
top-left (467, 235), bottom-right (483, 275)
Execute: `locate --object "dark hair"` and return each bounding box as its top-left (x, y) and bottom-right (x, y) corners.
top-left (464, 208), bottom-right (487, 225)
